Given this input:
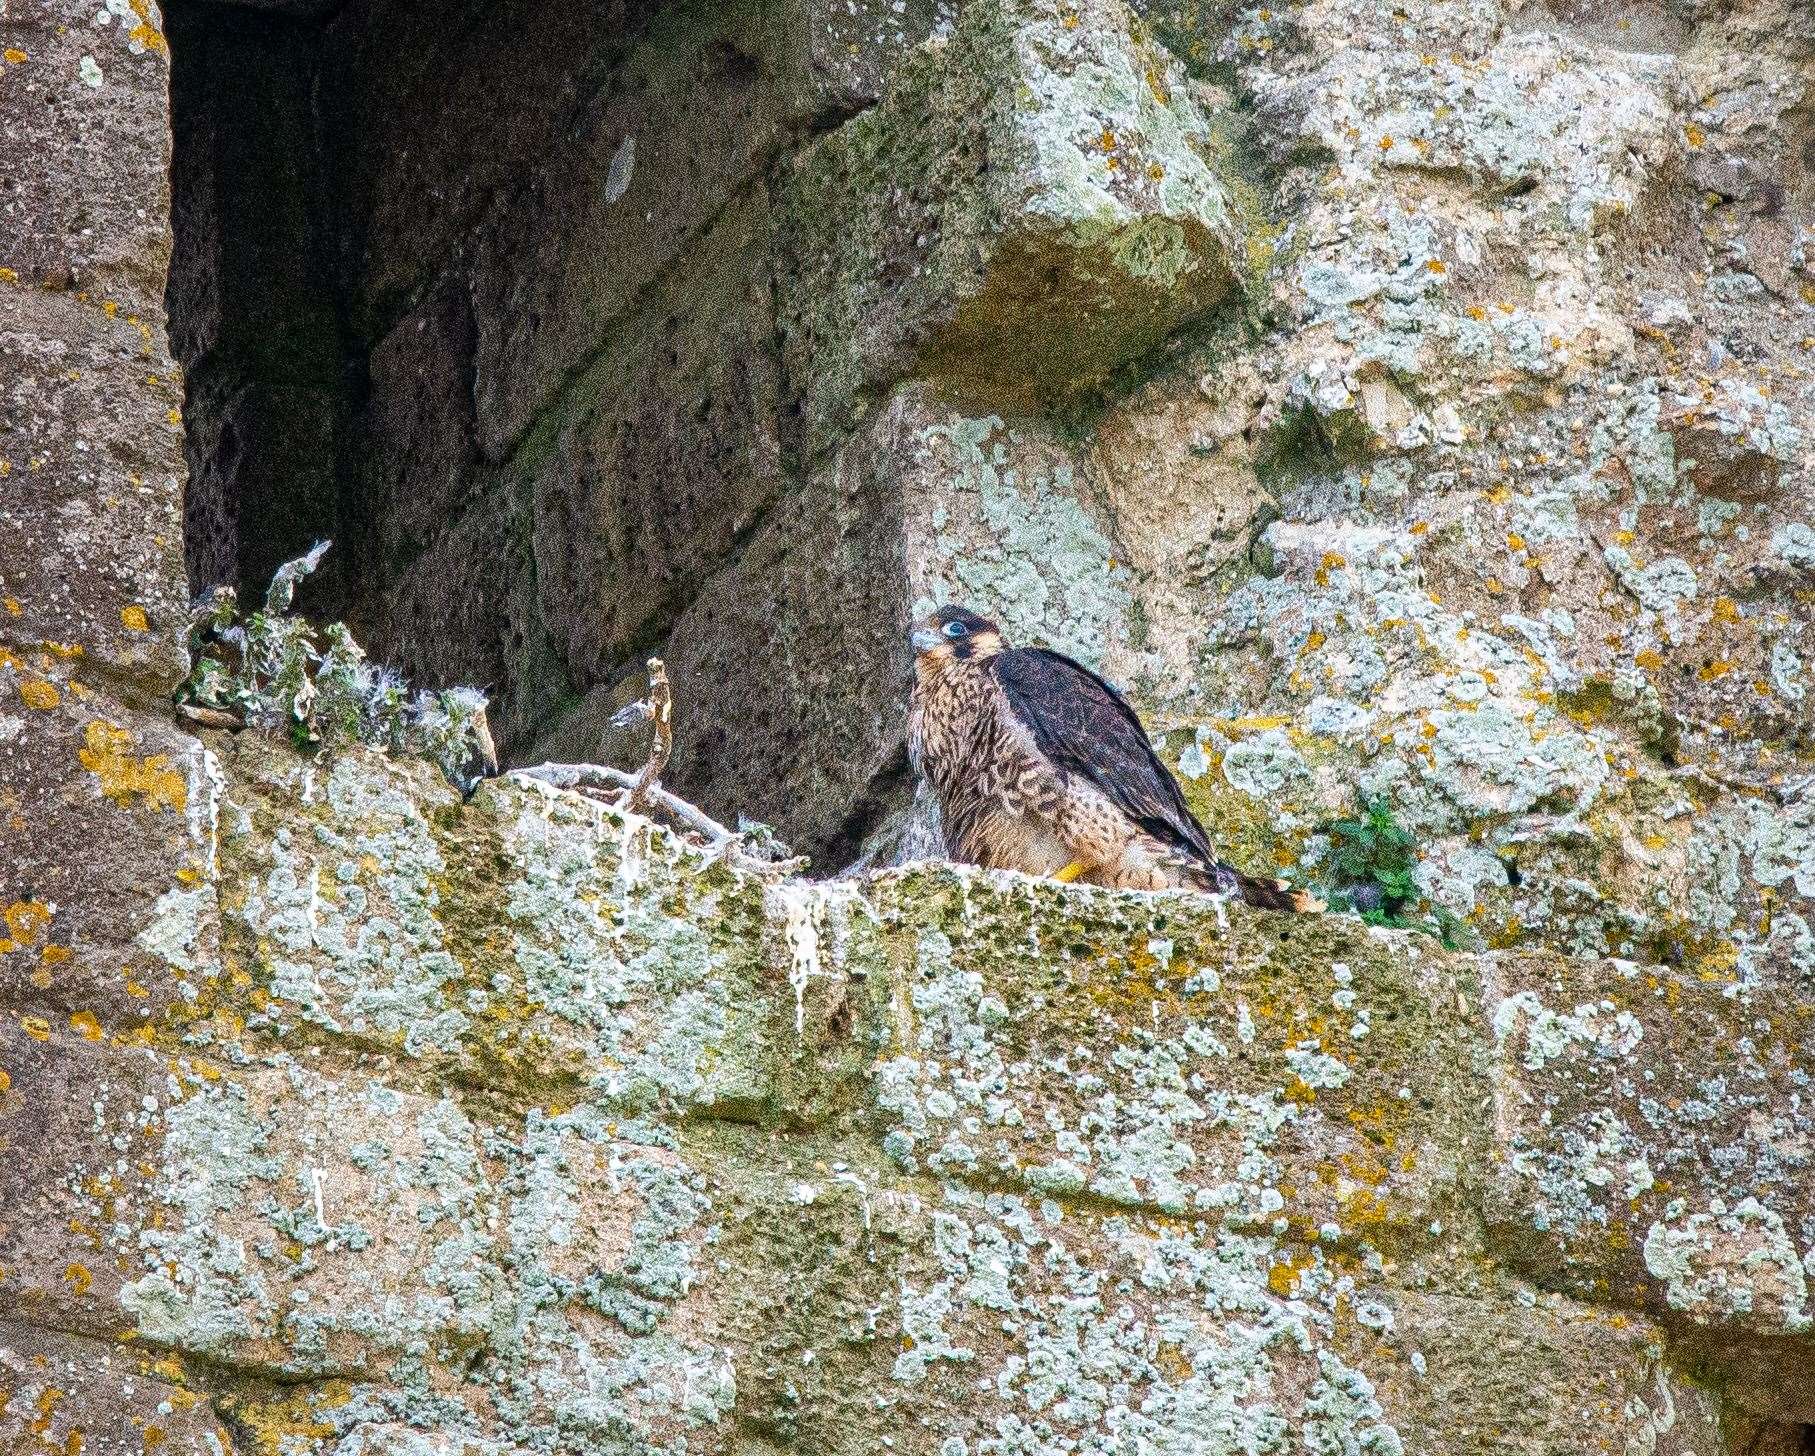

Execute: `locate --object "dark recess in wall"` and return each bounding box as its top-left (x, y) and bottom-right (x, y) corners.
top-left (161, 0), bottom-right (927, 869)
top-left (166, 0), bottom-right (358, 615)
top-left (164, 0), bottom-right (663, 756)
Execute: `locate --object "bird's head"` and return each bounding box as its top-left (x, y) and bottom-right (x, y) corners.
top-left (911, 605), bottom-right (1005, 666)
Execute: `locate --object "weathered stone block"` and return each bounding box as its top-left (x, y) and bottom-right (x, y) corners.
top-left (527, 199), bottom-right (786, 692)
top-left (865, 863), bottom-right (1487, 1234)
top-left (776, 0), bottom-right (1245, 451)
top-left (120, 1056), bottom-right (504, 1376)
top-left (469, 0), bottom-right (950, 458)
top-left (360, 275), bottom-right (485, 581)
top-left (0, 1321), bottom-right (234, 1456)
top-left (0, 675), bottom-right (212, 1033)
top-left (318, 0), bottom-right (651, 341)
top-left (0, 1023), bottom-right (172, 1339)
top-left (196, 739), bottom-right (850, 1123)
top-left (1483, 948), bottom-right (1815, 1415)
top-left (0, 286), bottom-right (188, 691)
top-left (1373, 1287), bottom-right (1728, 1456)
top-left (0, 0), bottom-right (174, 311)
top-left (658, 451), bottom-right (912, 863)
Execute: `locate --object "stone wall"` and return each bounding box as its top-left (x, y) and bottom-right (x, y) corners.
top-left (3, 0), bottom-right (1814, 1449)
top-left (3, 736), bottom-right (1813, 1453)
top-left (159, 0), bottom-right (1815, 922)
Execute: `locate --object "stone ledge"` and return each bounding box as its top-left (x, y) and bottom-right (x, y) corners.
top-left (2, 732), bottom-right (1803, 1448)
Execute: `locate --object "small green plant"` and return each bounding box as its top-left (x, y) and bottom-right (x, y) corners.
top-left (1323, 795), bottom-right (1418, 919)
top-left (1317, 794), bottom-right (1475, 950)
top-left (179, 542), bottom-right (496, 790)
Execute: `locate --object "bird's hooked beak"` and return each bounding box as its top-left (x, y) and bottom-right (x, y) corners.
top-left (911, 627), bottom-right (942, 652)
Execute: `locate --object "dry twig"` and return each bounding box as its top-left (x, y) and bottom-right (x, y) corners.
top-left (507, 656), bottom-right (804, 877)
top-left (627, 657), bottom-right (671, 812)
top-left (512, 760), bottom-right (738, 843)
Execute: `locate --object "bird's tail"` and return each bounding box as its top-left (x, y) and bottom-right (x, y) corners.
top-left (1182, 858), bottom-right (1324, 913)
top-left (1235, 870), bottom-right (1324, 914)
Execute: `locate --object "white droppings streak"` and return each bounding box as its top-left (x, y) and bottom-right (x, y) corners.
top-left (776, 883), bottom-right (825, 1036)
top-left (769, 880), bottom-right (874, 1036)
top-left (618, 813), bottom-right (650, 892)
top-left (202, 748), bottom-right (226, 878)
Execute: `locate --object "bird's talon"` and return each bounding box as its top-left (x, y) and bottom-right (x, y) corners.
top-left (1053, 860), bottom-right (1088, 884)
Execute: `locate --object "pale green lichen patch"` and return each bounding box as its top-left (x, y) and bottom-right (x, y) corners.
top-left (910, 408), bottom-right (1133, 668)
top-left (93, 732), bottom-right (1813, 1449)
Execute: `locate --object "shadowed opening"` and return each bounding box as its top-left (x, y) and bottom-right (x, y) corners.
top-left (163, 0), bottom-right (923, 866)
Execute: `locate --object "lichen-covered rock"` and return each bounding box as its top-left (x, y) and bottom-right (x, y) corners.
top-left (777, 0), bottom-right (1248, 446)
top-left (465, 0), bottom-right (957, 460)
top-left (8, 0), bottom-right (1815, 1447)
top-left (0, 1322), bottom-right (234, 1456)
top-left (2, 734), bottom-right (1803, 1450)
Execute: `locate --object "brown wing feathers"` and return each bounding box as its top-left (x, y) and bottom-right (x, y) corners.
top-left (988, 648), bottom-right (1318, 912)
top-left (989, 649), bottom-right (1212, 862)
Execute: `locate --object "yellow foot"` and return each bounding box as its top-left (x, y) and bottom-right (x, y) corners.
top-left (1053, 860), bottom-right (1088, 884)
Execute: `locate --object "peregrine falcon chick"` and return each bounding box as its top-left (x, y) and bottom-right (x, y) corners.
top-left (908, 605), bottom-right (1320, 912)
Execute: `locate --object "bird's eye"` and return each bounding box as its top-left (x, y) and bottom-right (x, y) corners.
top-left (942, 620), bottom-right (969, 638)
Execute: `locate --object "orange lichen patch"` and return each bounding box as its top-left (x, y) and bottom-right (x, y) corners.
top-left (20, 1016), bottom-right (51, 1042)
top-left (2, 900), bottom-right (53, 953)
top-left (127, 0), bottom-right (169, 55)
top-left (63, 1262), bottom-right (92, 1295)
top-left (1425, 258), bottom-right (1446, 274)
top-left (33, 1387), bottom-right (63, 1434)
top-left (1684, 122), bottom-right (1705, 148)
top-left (1634, 649), bottom-right (1663, 671)
top-left (40, 944), bottom-right (72, 968)
top-left (141, 1427), bottom-right (167, 1451)
top-left (2, 48), bottom-right (26, 64)
top-left (1711, 597), bottom-right (1740, 625)
top-left (69, 1011), bottom-right (103, 1042)
top-left (120, 605), bottom-right (150, 632)
top-left (1268, 1250), bottom-right (1313, 1294)
top-left (2, 597), bottom-right (20, 615)
top-left (1506, 532), bottom-right (1525, 551)
top-left (78, 721), bottom-right (187, 813)
top-left (1698, 660), bottom-right (1734, 681)
top-left (0, 1068), bottom-right (10, 1094)
top-left (19, 680), bottom-right (61, 711)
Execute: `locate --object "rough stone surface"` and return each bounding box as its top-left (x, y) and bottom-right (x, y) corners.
top-left (776, 0), bottom-right (1248, 450)
top-left (3, 733), bottom-right (1806, 1451)
top-left (527, 198), bottom-right (786, 692)
top-left (7, 0), bottom-right (1815, 1447)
